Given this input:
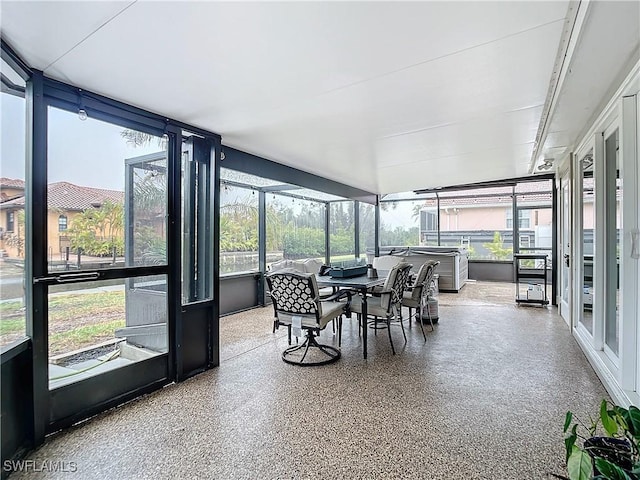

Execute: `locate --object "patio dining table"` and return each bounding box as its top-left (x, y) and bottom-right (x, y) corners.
top-left (316, 271), bottom-right (387, 359)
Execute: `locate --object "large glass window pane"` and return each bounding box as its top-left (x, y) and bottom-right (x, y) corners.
top-left (266, 194), bottom-right (325, 265)
top-left (48, 274), bottom-right (167, 389)
top-left (580, 150), bottom-right (595, 334)
top-left (604, 129), bottom-right (620, 354)
top-left (358, 202), bottom-right (375, 258)
top-left (515, 181), bottom-right (553, 268)
top-left (330, 201), bottom-right (355, 263)
top-left (0, 59), bottom-right (27, 347)
top-left (220, 183), bottom-right (258, 274)
top-left (127, 153), bottom-right (167, 267)
top-left (47, 107), bottom-right (167, 272)
top-left (438, 186), bottom-right (514, 260)
top-left (418, 200), bottom-right (439, 247)
top-left (379, 200), bottom-right (421, 247)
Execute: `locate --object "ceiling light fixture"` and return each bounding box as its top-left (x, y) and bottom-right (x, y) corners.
top-left (537, 158), bottom-right (554, 171)
top-left (78, 90), bottom-right (88, 121)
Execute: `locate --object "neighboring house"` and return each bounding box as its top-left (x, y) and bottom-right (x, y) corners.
top-left (0, 179), bottom-right (124, 259)
top-left (0, 177), bottom-right (26, 257)
top-left (0, 177), bottom-right (25, 202)
top-left (414, 181), bottom-right (607, 258)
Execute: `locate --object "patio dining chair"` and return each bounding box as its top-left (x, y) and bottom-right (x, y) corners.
top-left (402, 260), bottom-right (439, 340)
top-left (265, 269), bottom-right (351, 366)
top-left (348, 262), bottom-right (412, 355)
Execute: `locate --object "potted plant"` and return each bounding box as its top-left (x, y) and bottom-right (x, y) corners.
top-left (562, 399), bottom-right (640, 480)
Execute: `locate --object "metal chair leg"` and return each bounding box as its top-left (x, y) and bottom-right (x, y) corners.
top-left (417, 300), bottom-right (426, 341)
top-left (426, 297), bottom-right (435, 331)
top-left (386, 316), bottom-right (396, 355)
top-left (397, 306), bottom-right (407, 343)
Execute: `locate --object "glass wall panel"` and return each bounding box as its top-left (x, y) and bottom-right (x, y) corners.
top-left (0, 59), bottom-right (27, 347)
top-left (580, 150), bottom-right (595, 334)
top-left (47, 107), bottom-right (167, 272)
top-left (358, 202), bottom-right (375, 257)
top-left (330, 201), bottom-right (355, 263)
top-left (604, 128), bottom-right (620, 355)
top-left (48, 274), bottom-right (167, 389)
top-left (219, 182), bottom-right (258, 274)
top-left (438, 187), bottom-right (513, 260)
top-left (127, 153), bottom-right (167, 267)
top-left (266, 194), bottom-right (325, 265)
top-left (379, 200), bottom-right (421, 247)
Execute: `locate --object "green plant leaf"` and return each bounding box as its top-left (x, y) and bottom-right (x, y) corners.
top-left (601, 400), bottom-right (619, 437)
top-left (567, 447), bottom-right (593, 480)
top-left (593, 458), bottom-right (632, 480)
top-left (565, 426), bottom-right (578, 463)
top-left (626, 406), bottom-right (640, 438)
top-left (565, 411), bottom-right (574, 433)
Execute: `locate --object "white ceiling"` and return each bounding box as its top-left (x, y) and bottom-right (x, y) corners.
top-left (1, 1), bottom-right (637, 195)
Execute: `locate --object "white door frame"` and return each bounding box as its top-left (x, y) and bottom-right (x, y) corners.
top-left (558, 162), bottom-right (572, 326)
top-left (620, 94), bottom-right (639, 398)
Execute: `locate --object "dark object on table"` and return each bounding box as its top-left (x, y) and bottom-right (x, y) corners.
top-left (319, 265), bottom-right (331, 276)
top-left (329, 265), bottom-right (368, 278)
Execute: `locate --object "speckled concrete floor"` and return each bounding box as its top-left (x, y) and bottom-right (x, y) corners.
top-left (11, 282), bottom-right (609, 480)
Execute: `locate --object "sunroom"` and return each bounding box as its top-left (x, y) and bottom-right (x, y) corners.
top-left (1, 1), bottom-right (639, 478)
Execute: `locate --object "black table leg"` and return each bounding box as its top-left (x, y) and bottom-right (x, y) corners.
top-left (361, 288), bottom-right (368, 359)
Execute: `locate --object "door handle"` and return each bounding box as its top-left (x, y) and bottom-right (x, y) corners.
top-left (564, 254), bottom-right (570, 268)
top-left (34, 271), bottom-right (100, 284)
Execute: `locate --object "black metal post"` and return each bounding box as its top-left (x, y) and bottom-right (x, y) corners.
top-left (211, 139), bottom-right (221, 368)
top-left (374, 196), bottom-right (380, 257)
top-left (354, 201), bottom-right (360, 259)
top-left (167, 126), bottom-right (181, 382)
top-left (436, 193), bottom-right (441, 246)
top-left (512, 186), bottom-right (519, 254)
top-left (258, 190), bottom-right (267, 305)
top-left (26, 70), bottom-right (47, 445)
top-left (325, 202), bottom-right (331, 265)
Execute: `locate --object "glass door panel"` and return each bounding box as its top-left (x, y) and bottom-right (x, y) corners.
top-left (604, 127), bottom-right (620, 356)
top-left (579, 149), bottom-right (595, 334)
top-left (47, 107), bottom-right (167, 273)
top-left (126, 154), bottom-right (168, 267)
top-left (48, 274), bottom-right (167, 389)
top-left (44, 105), bottom-right (169, 392)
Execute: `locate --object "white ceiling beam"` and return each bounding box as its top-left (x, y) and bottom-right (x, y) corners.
top-left (529, 0), bottom-right (591, 174)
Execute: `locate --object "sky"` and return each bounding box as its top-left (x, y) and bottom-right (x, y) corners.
top-left (1, 92), bottom-right (163, 192)
top-left (1, 90), bottom-right (419, 228)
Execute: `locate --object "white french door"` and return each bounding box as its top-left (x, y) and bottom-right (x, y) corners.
top-left (559, 174), bottom-right (571, 325)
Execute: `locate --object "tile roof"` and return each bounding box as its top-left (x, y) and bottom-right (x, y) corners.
top-left (0, 178), bottom-right (25, 189)
top-left (0, 182), bottom-right (124, 211)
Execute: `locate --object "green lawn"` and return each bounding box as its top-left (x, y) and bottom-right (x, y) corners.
top-left (0, 317), bottom-right (25, 336)
top-left (1, 290), bottom-right (128, 355)
top-left (50, 319), bottom-right (125, 353)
